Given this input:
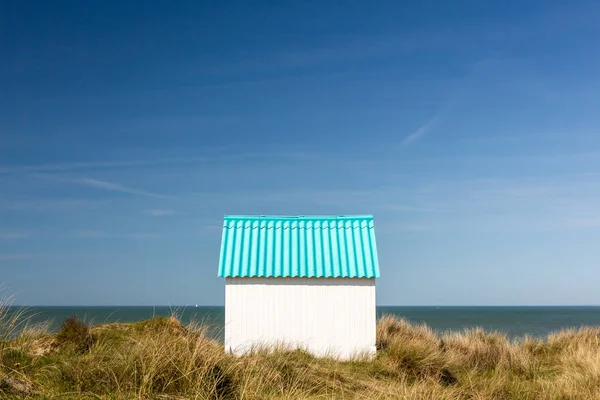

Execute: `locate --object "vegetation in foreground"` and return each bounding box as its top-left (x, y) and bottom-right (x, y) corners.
top-left (1, 304), bottom-right (600, 398)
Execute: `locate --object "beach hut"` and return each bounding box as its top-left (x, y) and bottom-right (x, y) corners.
top-left (218, 215), bottom-right (380, 359)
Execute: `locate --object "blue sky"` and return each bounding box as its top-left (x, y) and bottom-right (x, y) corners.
top-left (2, 1), bottom-right (600, 305)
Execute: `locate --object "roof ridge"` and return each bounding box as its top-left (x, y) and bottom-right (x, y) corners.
top-left (224, 215), bottom-right (373, 220)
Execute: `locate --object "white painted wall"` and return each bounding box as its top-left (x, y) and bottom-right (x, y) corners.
top-left (225, 277), bottom-right (376, 359)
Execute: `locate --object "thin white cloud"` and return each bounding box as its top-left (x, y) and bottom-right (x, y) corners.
top-left (400, 110), bottom-right (444, 147)
top-left (69, 230), bottom-right (163, 239)
top-left (0, 254), bottom-right (34, 260)
top-left (199, 224), bottom-right (224, 234)
top-left (562, 217), bottom-right (600, 229)
top-left (0, 157), bottom-right (207, 175)
top-left (76, 178), bottom-right (174, 199)
top-left (0, 198), bottom-right (107, 212)
top-left (0, 229), bottom-right (164, 240)
top-left (399, 94), bottom-right (461, 147)
top-left (144, 209), bottom-right (176, 216)
top-left (0, 150), bottom-right (353, 179)
top-left (0, 253), bottom-right (117, 260)
top-left (69, 230), bottom-right (108, 238)
top-left (381, 204), bottom-right (445, 213)
top-left (115, 233), bottom-right (163, 239)
top-left (0, 232), bottom-right (29, 239)
top-left (35, 174), bottom-right (176, 200)
top-left (398, 63), bottom-right (478, 148)
top-left (402, 225), bottom-right (434, 232)
top-left (0, 160), bottom-right (151, 174)
top-left (0, 151), bottom-right (324, 176)
top-left (206, 33), bottom-right (454, 76)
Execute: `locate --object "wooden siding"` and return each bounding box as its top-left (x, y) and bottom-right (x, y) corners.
top-left (225, 277), bottom-right (376, 359)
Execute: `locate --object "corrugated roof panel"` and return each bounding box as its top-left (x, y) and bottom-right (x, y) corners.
top-left (218, 215), bottom-right (380, 278)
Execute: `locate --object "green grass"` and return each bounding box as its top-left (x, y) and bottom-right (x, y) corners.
top-left (2, 299), bottom-right (600, 399)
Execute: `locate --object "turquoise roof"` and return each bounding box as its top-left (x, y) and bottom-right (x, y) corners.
top-left (218, 215), bottom-right (380, 278)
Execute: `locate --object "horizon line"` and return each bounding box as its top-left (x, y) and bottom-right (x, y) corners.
top-left (9, 304), bottom-right (600, 308)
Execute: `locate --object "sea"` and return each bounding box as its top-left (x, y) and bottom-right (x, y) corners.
top-left (7, 306), bottom-right (600, 342)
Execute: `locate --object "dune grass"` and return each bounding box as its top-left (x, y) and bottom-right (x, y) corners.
top-left (1, 301), bottom-right (600, 399)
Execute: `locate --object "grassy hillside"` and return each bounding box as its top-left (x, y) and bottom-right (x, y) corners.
top-left (2, 305), bottom-right (600, 399)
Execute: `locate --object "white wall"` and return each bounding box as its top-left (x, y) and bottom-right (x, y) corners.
top-left (225, 277), bottom-right (376, 359)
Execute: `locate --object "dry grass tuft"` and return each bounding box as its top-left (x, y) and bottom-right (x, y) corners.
top-left (443, 327), bottom-right (511, 371)
top-left (376, 315), bottom-right (448, 381)
top-left (55, 316), bottom-right (95, 354)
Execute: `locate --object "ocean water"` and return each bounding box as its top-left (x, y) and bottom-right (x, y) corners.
top-left (8, 306), bottom-right (600, 341)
